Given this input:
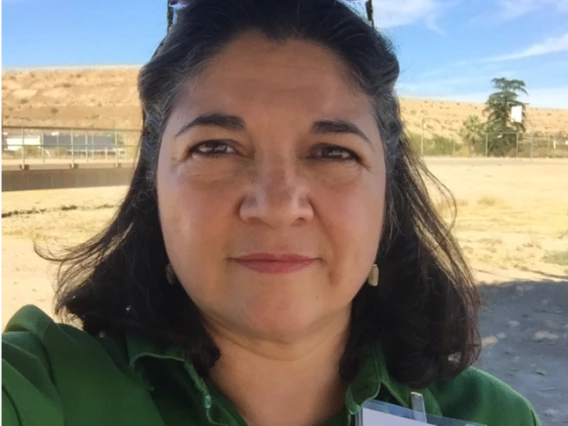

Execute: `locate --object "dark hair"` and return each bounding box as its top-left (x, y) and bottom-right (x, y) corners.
top-left (47, 0), bottom-right (480, 389)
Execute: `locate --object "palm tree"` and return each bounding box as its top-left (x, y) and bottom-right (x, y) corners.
top-left (459, 115), bottom-right (484, 156)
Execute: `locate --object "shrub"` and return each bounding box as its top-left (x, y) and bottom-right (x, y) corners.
top-left (426, 135), bottom-right (456, 155)
top-left (543, 250), bottom-right (568, 266)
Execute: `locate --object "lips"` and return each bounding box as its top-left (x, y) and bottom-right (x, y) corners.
top-left (233, 253), bottom-right (316, 273)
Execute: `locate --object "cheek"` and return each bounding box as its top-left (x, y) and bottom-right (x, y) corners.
top-left (320, 161), bottom-right (386, 230)
top-left (157, 159), bottom-right (257, 288)
top-left (304, 160), bottom-right (366, 188)
top-left (158, 169), bottom-right (239, 248)
top-left (319, 168), bottom-right (386, 278)
top-left (157, 169), bottom-right (239, 306)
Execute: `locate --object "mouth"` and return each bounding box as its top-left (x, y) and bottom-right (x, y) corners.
top-left (232, 253), bottom-right (316, 274)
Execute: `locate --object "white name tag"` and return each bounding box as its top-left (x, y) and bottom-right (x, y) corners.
top-left (357, 399), bottom-right (486, 426)
top-left (362, 408), bottom-right (432, 425)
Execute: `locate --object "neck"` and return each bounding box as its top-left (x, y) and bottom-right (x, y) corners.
top-left (207, 314), bottom-right (351, 426)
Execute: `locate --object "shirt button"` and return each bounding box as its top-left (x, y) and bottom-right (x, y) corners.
top-left (204, 394), bottom-right (212, 409)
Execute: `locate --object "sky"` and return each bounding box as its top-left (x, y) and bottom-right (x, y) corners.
top-left (2, 0), bottom-right (568, 108)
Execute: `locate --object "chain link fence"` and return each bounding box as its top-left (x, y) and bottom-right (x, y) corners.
top-left (408, 130), bottom-right (568, 158)
top-left (476, 132), bottom-right (568, 158)
top-left (2, 126), bottom-right (141, 167)
top-left (3, 126), bottom-right (568, 166)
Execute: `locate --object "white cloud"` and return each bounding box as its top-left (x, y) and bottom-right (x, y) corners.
top-left (487, 32), bottom-right (568, 62)
top-left (372, 0), bottom-right (447, 30)
top-left (498, 0), bottom-right (568, 20)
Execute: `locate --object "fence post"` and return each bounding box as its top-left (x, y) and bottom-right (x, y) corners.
top-left (86, 132), bottom-right (89, 163)
top-left (420, 119), bottom-right (424, 156)
top-left (71, 128), bottom-right (75, 167)
top-left (485, 133), bottom-right (488, 157)
top-left (114, 130), bottom-right (119, 167)
top-left (547, 134), bottom-right (551, 158)
top-left (21, 127), bottom-right (25, 167)
top-left (530, 131), bottom-right (534, 160)
top-left (515, 133), bottom-right (519, 158)
top-left (41, 130), bottom-right (45, 163)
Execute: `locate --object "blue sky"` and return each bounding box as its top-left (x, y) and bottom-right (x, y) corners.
top-left (3, 0), bottom-right (568, 108)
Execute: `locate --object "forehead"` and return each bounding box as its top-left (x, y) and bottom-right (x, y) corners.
top-left (179, 31), bottom-right (373, 121)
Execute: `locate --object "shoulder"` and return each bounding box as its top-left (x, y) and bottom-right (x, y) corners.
top-left (428, 366), bottom-right (541, 426)
top-left (2, 305), bottom-right (139, 426)
top-left (3, 304), bottom-right (127, 367)
top-left (2, 305), bottom-right (85, 425)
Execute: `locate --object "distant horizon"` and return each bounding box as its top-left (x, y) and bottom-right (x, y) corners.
top-left (4, 66), bottom-right (568, 111)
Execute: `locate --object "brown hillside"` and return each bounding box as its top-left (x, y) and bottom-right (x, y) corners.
top-left (3, 68), bottom-right (568, 140)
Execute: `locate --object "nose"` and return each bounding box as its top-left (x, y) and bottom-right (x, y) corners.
top-left (239, 159), bottom-right (314, 228)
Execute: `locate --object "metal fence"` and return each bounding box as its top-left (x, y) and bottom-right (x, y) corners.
top-left (3, 126), bottom-right (568, 167)
top-left (2, 126), bottom-right (141, 167)
top-left (478, 132), bottom-right (568, 158)
top-left (411, 130), bottom-right (568, 158)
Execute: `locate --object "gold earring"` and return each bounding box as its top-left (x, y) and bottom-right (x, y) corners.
top-left (165, 263), bottom-right (176, 285)
top-left (367, 264), bottom-right (379, 287)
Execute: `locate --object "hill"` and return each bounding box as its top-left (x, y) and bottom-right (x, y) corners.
top-left (3, 68), bottom-right (568, 141)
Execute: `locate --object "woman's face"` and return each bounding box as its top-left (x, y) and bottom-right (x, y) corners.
top-left (157, 32), bottom-right (387, 342)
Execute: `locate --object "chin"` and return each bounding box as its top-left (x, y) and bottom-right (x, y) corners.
top-left (241, 304), bottom-right (319, 341)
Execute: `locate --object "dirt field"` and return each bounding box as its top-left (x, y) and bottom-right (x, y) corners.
top-left (3, 68), bottom-right (568, 142)
top-left (2, 158), bottom-right (567, 424)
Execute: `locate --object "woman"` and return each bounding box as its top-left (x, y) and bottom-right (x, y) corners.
top-left (2, 1), bottom-right (540, 425)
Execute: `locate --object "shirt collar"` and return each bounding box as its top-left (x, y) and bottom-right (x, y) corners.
top-left (126, 333), bottom-right (187, 368)
top-left (124, 335), bottom-right (439, 417)
top-left (344, 340), bottom-right (414, 414)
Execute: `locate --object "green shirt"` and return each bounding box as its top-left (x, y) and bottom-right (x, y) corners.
top-left (2, 305), bottom-right (540, 426)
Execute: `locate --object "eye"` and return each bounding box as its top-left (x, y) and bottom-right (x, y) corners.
top-left (189, 141), bottom-right (235, 158)
top-left (312, 145), bottom-right (360, 162)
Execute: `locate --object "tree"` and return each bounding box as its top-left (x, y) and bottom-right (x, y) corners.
top-left (459, 115), bottom-right (485, 156)
top-left (483, 78), bottom-right (528, 156)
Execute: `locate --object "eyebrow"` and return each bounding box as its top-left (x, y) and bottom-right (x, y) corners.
top-left (174, 113), bottom-right (246, 138)
top-left (311, 119), bottom-right (371, 145)
top-left (175, 113), bottom-right (371, 145)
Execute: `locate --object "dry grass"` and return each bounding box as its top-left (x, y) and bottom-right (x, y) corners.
top-left (543, 250), bottom-right (568, 266)
top-left (2, 187), bottom-right (126, 243)
top-left (428, 159), bottom-right (568, 274)
top-left (3, 68), bottom-right (568, 140)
